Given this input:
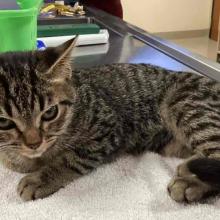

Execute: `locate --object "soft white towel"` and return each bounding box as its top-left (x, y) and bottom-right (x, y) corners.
top-left (0, 152), bottom-right (220, 220)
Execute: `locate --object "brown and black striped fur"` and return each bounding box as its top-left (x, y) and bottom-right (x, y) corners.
top-left (0, 38), bottom-right (220, 203)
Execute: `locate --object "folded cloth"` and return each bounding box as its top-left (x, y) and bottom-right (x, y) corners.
top-left (0, 152), bottom-right (219, 220)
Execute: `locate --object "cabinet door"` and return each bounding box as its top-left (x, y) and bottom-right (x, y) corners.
top-left (210, 0), bottom-right (220, 41)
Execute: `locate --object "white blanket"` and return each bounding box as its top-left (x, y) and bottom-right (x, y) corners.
top-left (0, 152), bottom-right (220, 220)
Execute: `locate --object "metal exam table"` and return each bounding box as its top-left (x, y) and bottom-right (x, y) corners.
top-left (38, 7), bottom-right (220, 79)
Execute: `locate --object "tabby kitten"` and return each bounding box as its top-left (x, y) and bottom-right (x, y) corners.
top-left (0, 38), bottom-right (220, 203)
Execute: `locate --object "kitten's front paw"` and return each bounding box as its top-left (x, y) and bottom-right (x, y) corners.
top-left (17, 172), bottom-right (56, 201)
top-left (168, 176), bottom-right (207, 203)
top-left (168, 162), bottom-right (212, 203)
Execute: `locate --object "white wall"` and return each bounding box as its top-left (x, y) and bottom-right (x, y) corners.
top-left (122, 0), bottom-right (213, 33)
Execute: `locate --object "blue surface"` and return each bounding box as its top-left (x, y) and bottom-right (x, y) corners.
top-left (37, 40), bottom-right (46, 50)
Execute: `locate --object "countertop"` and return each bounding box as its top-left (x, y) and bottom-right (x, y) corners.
top-left (38, 7), bottom-right (220, 80)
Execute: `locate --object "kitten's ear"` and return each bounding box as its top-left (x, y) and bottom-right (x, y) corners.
top-left (36, 37), bottom-right (78, 81)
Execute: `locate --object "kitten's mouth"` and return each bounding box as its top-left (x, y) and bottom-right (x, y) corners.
top-left (20, 139), bottom-right (56, 158)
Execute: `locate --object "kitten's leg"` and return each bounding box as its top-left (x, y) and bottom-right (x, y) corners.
top-left (17, 164), bottom-right (79, 201)
top-left (168, 152), bottom-right (220, 203)
top-left (160, 82), bottom-right (220, 202)
top-left (17, 150), bottom-right (99, 201)
top-left (0, 152), bottom-right (43, 173)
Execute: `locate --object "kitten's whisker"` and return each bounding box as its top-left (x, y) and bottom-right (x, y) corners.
top-left (63, 143), bottom-right (75, 150)
top-left (47, 138), bottom-right (56, 143)
top-left (0, 143), bottom-right (14, 148)
top-left (0, 145), bottom-right (19, 152)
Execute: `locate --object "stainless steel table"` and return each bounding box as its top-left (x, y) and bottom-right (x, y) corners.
top-left (38, 7), bottom-right (220, 80)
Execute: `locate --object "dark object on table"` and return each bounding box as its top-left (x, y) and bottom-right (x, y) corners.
top-left (82, 0), bottom-right (123, 18)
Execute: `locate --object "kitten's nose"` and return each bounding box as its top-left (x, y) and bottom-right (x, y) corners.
top-left (23, 127), bottom-right (42, 150)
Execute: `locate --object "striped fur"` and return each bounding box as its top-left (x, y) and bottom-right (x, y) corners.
top-left (1, 39), bottom-right (220, 202)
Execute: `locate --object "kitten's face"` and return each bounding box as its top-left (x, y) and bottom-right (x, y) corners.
top-left (0, 38), bottom-right (76, 158)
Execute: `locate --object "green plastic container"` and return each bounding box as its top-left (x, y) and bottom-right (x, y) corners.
top-left (0, 0), bottom-right (43, 52)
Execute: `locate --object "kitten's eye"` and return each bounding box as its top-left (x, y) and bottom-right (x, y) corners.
top-left (0, 118), bottom-right (16, 130)
top-left (42, 105), bottom-right (58, 121)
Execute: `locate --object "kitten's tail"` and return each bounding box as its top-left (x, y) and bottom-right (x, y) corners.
top-left (188, 158), bottom-right (220, 187)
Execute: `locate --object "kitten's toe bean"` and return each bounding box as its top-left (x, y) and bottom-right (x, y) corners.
top-left (185, 186), bottom-right (204, 202)
top-left (168, 177), bottom-right (188, 202)
top-left (17, 172), bottom-right (54, 201)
